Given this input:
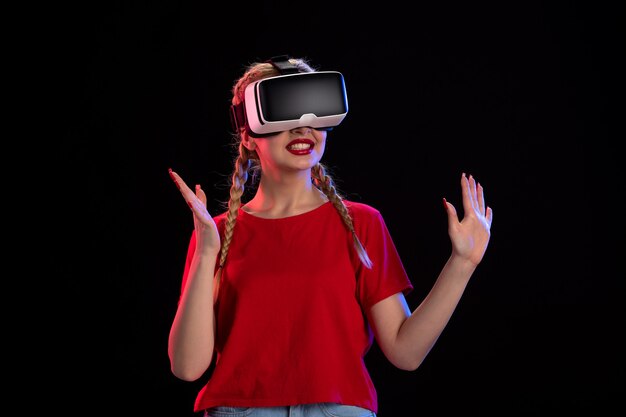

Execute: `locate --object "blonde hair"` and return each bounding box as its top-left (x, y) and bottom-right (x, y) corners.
top-left (213, 57), bottom-right (372, 302)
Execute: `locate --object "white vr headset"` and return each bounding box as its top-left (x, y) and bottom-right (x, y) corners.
top-left (230, 56), bottom-right (349, 137)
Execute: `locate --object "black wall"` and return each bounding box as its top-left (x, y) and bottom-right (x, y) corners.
top-left (47, 2), bottom-right (623, 415)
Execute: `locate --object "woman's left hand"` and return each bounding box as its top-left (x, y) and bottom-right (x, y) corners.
top-left (443, 173), bottom-right (494, 266)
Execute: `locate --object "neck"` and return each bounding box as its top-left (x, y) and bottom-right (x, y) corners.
top-left (244, 170), bottom-right (327, 217)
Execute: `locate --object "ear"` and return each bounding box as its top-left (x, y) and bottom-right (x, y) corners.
top-left (241, 132), bottom-right (256, 151)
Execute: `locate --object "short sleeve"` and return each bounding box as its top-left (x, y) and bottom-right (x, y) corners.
top-left (350, 203), bottom-right (413, 312)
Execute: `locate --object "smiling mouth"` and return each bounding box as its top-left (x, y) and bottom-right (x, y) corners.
top-left (287, 142), bottom-right (312, 151)
top-left (286, 139), bottom-right (314, 155)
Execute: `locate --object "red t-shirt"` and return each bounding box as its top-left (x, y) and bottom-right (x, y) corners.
top-left (179, 200), bottom-right (413, 413)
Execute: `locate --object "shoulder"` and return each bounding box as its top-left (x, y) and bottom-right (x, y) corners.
top-left (213, 210), bottom-right (228, 221)
top-left (342, 199), bottom-right (397, 244)
top-left (343, 200), bottom-right (383, 222)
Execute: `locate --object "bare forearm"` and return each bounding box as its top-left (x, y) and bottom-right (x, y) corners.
top-left (168, 251), bottom-right (218, 381)
top-left (395, 255), bottom-right (477, 370)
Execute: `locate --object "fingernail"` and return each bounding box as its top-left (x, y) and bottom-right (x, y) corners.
top-left (195, 184), bottom-right (200, 191)
top-left (168, 169), bottom-right (180, 189)
top-left (442, 197), bottom-right (448, 210)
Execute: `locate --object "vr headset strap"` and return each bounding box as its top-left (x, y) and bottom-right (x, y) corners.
top-left (265, 55), bottom-right (299, 75)
top-left (230, 55), bottom-right (298, 132)
top-left (229, 101), bottom-right (246, 133)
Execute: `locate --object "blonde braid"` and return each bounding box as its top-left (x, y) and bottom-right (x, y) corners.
top-left (312, 163), bottom-right (373, 269)
top-left (213, 143), bottom-right (252, 302)
top-left (213, 57), bottom-right (319, 302)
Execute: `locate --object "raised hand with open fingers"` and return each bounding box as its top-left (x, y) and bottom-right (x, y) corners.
top-left (442, 173), bottom-right (493, 267)
top-left (168, 168), bottom-right (221, 254)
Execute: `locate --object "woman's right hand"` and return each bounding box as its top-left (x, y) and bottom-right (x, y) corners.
top-left (169, 168), bottom-right (221, 254)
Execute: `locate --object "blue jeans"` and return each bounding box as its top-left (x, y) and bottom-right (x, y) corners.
top-left (204, 403), bottom-right (376, 417)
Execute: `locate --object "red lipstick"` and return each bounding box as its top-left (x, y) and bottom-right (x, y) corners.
top-left (286, 138), bottom-right (315, 155)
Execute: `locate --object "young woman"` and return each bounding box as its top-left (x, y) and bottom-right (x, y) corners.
top-left (168, 56), bottom-right (493, 417)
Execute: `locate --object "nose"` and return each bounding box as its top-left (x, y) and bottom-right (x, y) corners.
top-left (290, 126), bottom-right (313, 134)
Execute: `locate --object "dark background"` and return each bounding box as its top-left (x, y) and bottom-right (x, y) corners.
top-left (45, 1), bottom-right (623, 415)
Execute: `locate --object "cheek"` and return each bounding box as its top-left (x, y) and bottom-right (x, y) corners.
top-left (315, 132), bottom-right (327, 153)
top-left (253, 138), bottom-right (273, 156)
